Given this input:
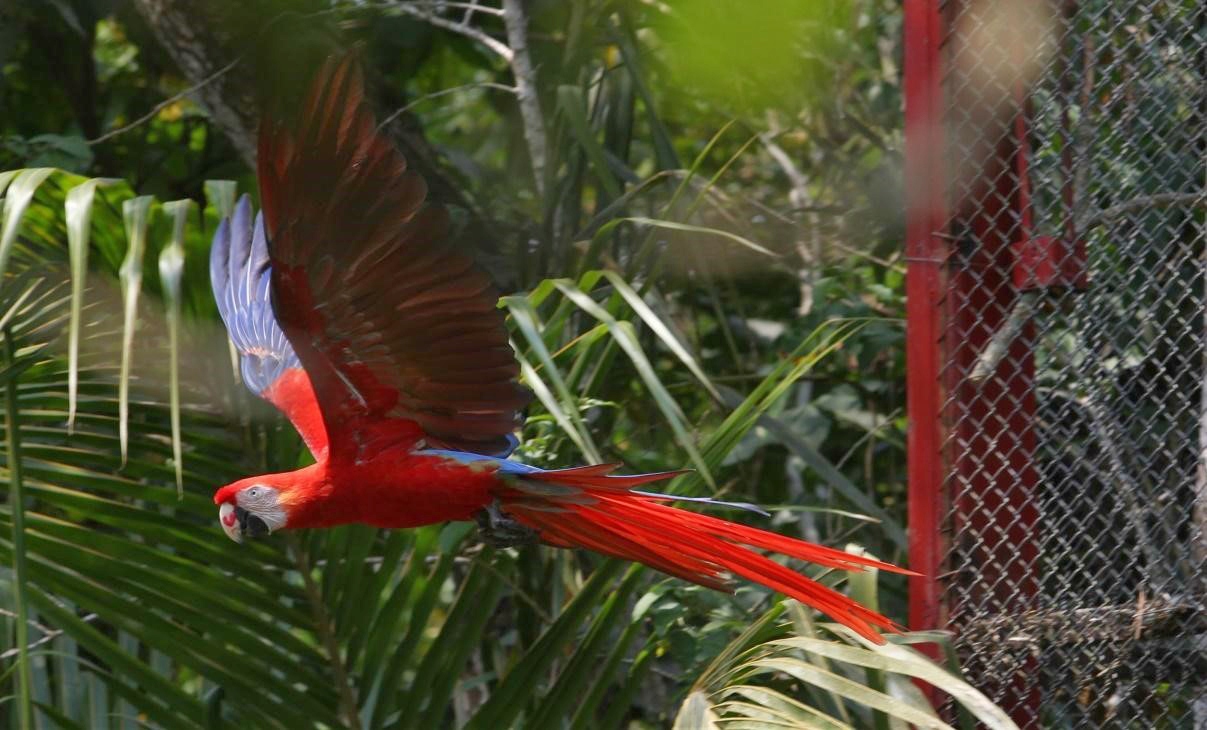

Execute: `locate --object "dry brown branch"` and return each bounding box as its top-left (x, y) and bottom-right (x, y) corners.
top-left (1080, 192), bottom-right (1207, 234)
top-left (960, 599), bottom-right (1205, 647)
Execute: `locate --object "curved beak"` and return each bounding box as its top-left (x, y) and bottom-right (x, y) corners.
top-left (219, 502), bottom-right (243, 543)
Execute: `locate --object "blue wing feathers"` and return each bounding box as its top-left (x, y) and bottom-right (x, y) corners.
top-left (210, 195), bottom-right (300, 396)
top-left (211, 195), bottom-right (521, 458)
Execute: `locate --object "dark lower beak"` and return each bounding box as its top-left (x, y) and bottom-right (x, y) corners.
top-left (235, 506), bottom-right (271, 539)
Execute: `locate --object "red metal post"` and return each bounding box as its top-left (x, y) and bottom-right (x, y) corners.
top-left (903, 0), bottom-right (948, 648)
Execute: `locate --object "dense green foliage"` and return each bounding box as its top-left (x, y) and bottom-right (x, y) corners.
top-left (0, 2), bottom-right (1012, 728)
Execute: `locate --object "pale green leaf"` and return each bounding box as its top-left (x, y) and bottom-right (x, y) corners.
top-left (117, 195), bottom-right (154, 464)
top-left (0, 168), bottom-right (57, 280)
top-left (738, 657), bottom-right (953, 730)
top-left (159, 199), bottom-right (191, 496)
top-left (64, 177), bottom-right (118, 432)
top-left (675, 691), bottom-right (721, 730)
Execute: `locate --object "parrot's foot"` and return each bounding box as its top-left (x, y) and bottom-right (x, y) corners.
top-left (474, 500), bottom-right (538, 548)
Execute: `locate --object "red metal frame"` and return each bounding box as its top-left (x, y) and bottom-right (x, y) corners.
top-left (946, 103), bottom-right (1043, 729)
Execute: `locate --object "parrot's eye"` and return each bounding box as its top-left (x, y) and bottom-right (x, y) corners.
top-left (246, 487), bottom-right (261, 499)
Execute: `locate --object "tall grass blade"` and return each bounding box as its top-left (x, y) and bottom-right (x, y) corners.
top-left (610, 17), bottom-right (680, 170)
top-left (692, 603), bottom-right (787, 694)
top-left (626, 216), bottom-right (778, 258)
top-left (552, 278), bottom-right (715, 487)
top-left (557, 85), bottom-right (622, 200)
top-left (527, 565), bottom-right (643, 727)
top-left (733, 405), bottom-right (906, 551)
top-left (506, 296), bottom-right (602, 462)
top-left (627, 121), bottom-right (737, 277)
top-left (464, 560), bottom-right (623, 730)
top-left (599, 270), bottom-right (720, 399)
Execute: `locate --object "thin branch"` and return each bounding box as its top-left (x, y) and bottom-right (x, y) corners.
top-left (386, 4), bottom-right (514, 61)
top-left (87, 58), bottom-right (241, 146)
top-left (0, 612), bottom-right (100, 660)
top-left (762, 129), bottom-right (824, 315)
top-left (377, 81), bottom-right (517, 130)
top-left (501, 0), bottom-right (548, 196)
top-left (369, 0), bottom-right (506, 16)
top-left (969, 291), bottom-right (1038, 384)
top-left (760, 132), bottom-right (810, 195)
top-left (1079, 192), bottom-right (1207, 234)
top-left (459, 0), bottom-right (495, 23)
top-left (323, 1), bottom-right (547, 197)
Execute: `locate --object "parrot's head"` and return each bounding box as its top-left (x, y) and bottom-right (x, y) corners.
top-left (214, 476), bottom-right (291, 543)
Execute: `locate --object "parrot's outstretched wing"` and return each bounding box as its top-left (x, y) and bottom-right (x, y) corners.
top-left (210, 197), bottom-right (329, 459)
top-left (256, 52), bottom-right (529, 462)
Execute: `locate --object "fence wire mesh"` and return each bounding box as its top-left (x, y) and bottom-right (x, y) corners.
top-left (934, 0), bottom-right (1206, 726)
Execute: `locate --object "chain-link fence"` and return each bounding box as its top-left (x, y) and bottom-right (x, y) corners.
top-left (907, 0), bottom-right (1206, 726)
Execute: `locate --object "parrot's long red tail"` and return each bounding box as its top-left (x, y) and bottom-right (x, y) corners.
top-left (500, 465), bottom-right (911, 643)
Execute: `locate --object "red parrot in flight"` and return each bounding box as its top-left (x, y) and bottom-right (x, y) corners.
top-left (209, 52), bottom-right (907, 642)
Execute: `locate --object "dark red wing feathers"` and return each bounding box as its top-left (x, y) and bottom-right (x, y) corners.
top-left (256, 53), bottom-right (529, 460)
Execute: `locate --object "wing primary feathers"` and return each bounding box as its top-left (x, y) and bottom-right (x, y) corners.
top-left (208, 195), bottom-right (328, 458)
top-left (254, 50), bottom-right (529, 460)
top-left (209, 195), bottom-right (302, 396)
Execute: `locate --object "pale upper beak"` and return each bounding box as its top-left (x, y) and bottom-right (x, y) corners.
top-left (219, 502), bottom-right (242, 543)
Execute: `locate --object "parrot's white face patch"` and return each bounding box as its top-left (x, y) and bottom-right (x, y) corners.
top-left (238, 485), bottom-right (288, 533)
top-left (218, 485), bottom-right (287, 542)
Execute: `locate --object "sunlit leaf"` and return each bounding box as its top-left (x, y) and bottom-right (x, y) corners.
top-left (65, 177), bottom-right (118, 432)
top-left (0, 168), bottom-right (56, 281)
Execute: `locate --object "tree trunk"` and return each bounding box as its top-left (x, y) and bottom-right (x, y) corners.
top-left (128, 0), bottom-right (480, 214)
top-left (129, 0), bottom-right (258, 166)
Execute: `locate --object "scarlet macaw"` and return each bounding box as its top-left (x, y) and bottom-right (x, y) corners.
top-left (209, 53), bottom-right (907, 642)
